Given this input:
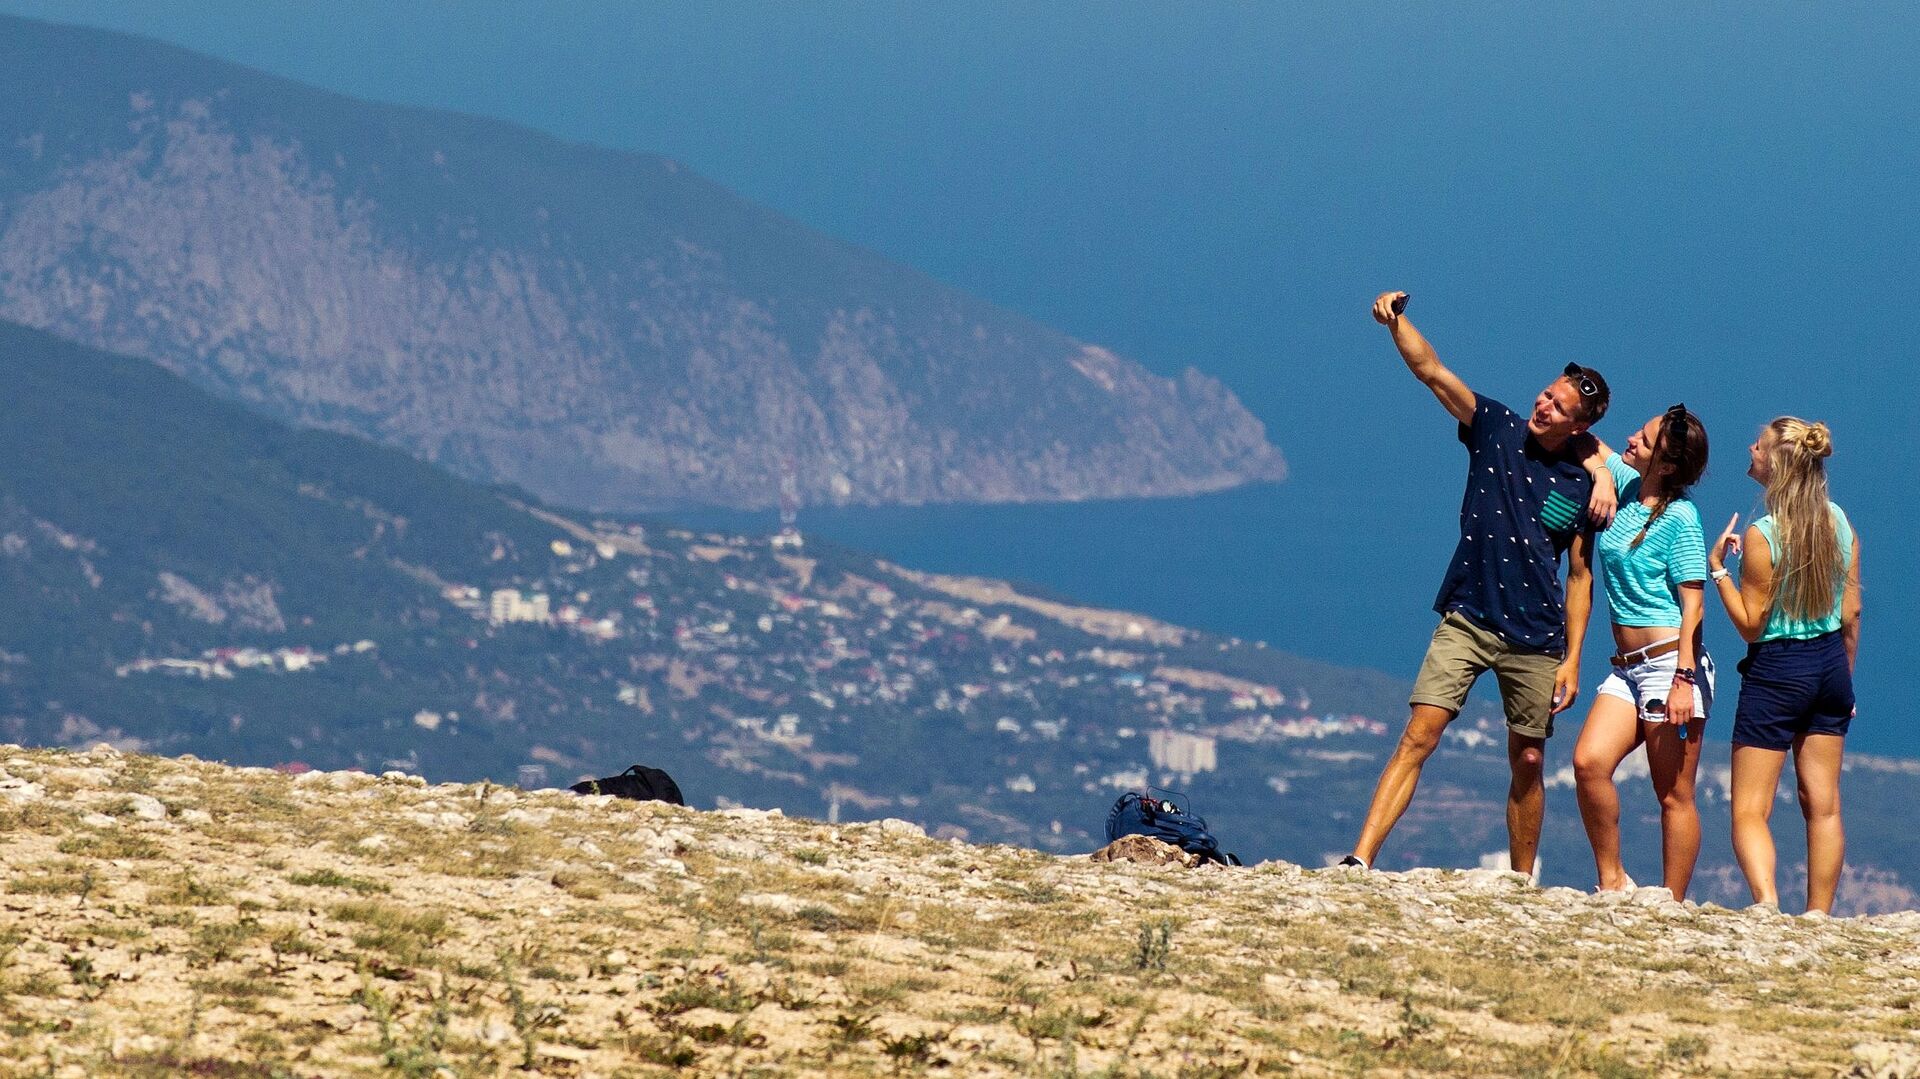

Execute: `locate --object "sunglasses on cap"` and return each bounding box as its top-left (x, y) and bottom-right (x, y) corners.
top-left (1562, 363), bottom-right (1600, 399)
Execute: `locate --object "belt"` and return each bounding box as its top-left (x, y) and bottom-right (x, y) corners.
top-left (1610, 638), bottom-right (1681, 668)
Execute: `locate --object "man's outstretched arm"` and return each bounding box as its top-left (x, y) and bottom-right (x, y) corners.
top-left (1372, 291), bottom-right (1475, 425)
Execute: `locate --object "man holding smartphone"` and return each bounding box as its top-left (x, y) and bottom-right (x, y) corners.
top-left (1338, 291), bottom-right (1615, 878)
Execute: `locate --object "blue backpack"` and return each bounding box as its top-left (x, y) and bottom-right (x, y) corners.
top-left (1105, 790), bottom-right (1241, 866)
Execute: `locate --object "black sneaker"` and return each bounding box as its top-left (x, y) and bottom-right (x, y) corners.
top-left (1337, 855), bottom-right (1369, 870)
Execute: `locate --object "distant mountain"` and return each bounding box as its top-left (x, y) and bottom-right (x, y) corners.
top-left (0, 15), bottom-right (1285, 511)
top-left (3, 320), bottom-right (1916, 912)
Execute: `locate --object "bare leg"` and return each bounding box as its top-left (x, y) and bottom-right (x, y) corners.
top-left (1731, 744), bottom-right (1789, 907)
top-left (1507, 730), bottom-right (1547, 878)
top-left (1644, 717), bottom-right (1705, 899)
top-left (1350, 704), bottom-right (1456, 866)
top-left (1573, 693), bottom-right (1643, 891)
top-left (1793, 733), bottom-right (1846, 914)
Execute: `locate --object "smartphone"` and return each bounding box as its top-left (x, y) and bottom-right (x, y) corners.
top-left (1390, 294), bottom-right (1409, 316)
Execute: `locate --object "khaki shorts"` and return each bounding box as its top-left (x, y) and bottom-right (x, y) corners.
top-left (1409, 611), bottom-right (1562, 740)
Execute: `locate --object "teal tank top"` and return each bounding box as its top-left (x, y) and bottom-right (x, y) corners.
top-left (1750, 503), bottom-right (1854, 642)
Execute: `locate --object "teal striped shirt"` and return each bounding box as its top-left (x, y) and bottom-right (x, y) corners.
top-left (1595, 453), bottom-right (1708, 628)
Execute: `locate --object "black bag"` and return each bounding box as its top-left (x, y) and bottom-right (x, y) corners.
top-left (569, 764), bottom-right (685, 805)
top-left (1105, 789), bottom-right (1241, 866)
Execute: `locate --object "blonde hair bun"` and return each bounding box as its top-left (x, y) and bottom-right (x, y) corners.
top-left (1801, 422), bottom-right (1833, 458)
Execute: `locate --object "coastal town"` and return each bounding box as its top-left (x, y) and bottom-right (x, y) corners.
top-left (115, 518), bottom-right (1399, 848)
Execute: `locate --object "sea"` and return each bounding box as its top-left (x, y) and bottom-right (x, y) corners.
top-left (673, 476), bottom-right (1910, 758)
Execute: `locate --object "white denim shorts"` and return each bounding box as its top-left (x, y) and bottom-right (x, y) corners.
top-left (1596, 646), bottom-right (1715, 723)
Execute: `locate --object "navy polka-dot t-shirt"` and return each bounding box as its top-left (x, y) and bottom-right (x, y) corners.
top-left (1432, 395), bottom-right (1594, 656)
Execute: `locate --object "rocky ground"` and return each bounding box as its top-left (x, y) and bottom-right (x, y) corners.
top-left (2, 745), bottom-right (1919, 1077)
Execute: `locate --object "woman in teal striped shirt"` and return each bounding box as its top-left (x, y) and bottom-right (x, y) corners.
top-left (1572, 405), bottom-right (1713, 898)
top-left (1709, 418), bottom-right (1861, 914)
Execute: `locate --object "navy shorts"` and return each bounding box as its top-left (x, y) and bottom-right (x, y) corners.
top-left (1731, 632), bottom-right (1854, 751)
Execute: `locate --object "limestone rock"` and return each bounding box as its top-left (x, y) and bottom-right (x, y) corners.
top-left (0, 777), bottom-right (45, 804)
top-left (122, 794), bottom-right (168, 821)
top-left (1090, 834), bottom-right (1201, 868)
top-left (1852, 1042), bottom-right (1920, 1079)
top-left (740, 893), bottom-right (818, 914)
top-left (877, 817), bottom-right (925, 839)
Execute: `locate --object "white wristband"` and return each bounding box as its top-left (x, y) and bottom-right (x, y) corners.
top-left (1710, 568), bottom-right (1731, 581)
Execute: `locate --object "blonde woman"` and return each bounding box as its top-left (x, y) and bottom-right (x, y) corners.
top-left (1709, 418), bottom-right (1862, 914)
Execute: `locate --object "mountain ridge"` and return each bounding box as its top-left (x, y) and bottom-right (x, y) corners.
top-left (0, 13), bottom-right (1285, 512)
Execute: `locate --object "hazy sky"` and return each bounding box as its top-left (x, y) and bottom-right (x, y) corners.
top-left (6, 2), bottom-right (1914, 739)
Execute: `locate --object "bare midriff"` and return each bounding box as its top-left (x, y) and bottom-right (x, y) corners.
top-left (1610, 622), bottom-right (1700, 656)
